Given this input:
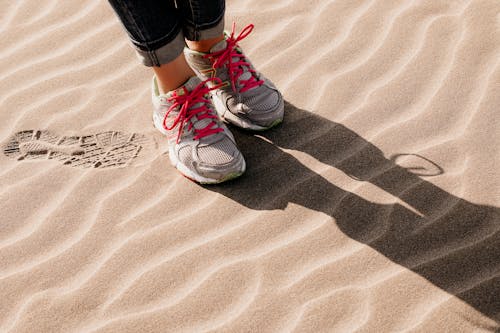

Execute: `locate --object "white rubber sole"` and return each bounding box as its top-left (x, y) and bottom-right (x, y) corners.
top-left (153, 113), bottom-right (245, 184)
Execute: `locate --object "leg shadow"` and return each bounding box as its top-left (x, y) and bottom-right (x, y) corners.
top-left (206, 101), bottom-right (500, 322)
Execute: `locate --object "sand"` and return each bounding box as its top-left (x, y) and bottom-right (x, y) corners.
top-left (1, 0), bottom-right (499, 332)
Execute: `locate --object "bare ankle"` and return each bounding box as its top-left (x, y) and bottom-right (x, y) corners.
top-left (153, 53), bottom-right (195, 93)
top-left (186, 35), bottom-right (225, 53)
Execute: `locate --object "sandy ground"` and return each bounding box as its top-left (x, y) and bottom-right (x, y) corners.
top-left (1, 0), bottom-right (499, 332)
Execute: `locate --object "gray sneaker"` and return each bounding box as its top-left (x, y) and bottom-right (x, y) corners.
top-left (152, 76), bottom-right (245, 184)
top-left (184, 23), bottom-right (284, 131)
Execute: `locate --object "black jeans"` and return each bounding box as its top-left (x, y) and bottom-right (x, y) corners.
top-left (108, 0), bottom-right (225, 66)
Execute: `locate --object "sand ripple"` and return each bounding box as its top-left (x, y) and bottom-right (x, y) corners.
top-left (0, 0), bottom-right (499, 332)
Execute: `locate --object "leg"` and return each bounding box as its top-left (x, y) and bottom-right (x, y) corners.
top-left (176, 0), bottom-right (226, 52)
top-left (152, 53), bottom-right (194, 93)
top-left (180, 1), bottom-right (285, 131)
top-left (186, 35), bottom-right (225, 53)
top-left (107, 0), bottom-right (246, 184)
top-left (107, 0), bottom-right (194, 92)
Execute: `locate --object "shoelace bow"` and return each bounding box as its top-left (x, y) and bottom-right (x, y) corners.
top-left (162, 78), bottom-right (224, 143)
top-left (206, 22), bottom-right (264, 93)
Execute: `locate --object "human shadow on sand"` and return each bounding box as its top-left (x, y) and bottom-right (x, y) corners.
top-left (206, 102), bottom-right (500, 323)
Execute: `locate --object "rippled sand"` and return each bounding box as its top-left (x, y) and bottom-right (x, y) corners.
top-left (1, 0), bottom-right (499, 332)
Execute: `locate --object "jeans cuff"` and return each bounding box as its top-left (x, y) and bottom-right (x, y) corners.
top-left (134, 31), bottom-right (185, 67)
top-left (184, 17), bottom-right (225, 41)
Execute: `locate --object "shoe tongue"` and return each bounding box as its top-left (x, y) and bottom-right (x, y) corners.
top-left (165, 76), bottom-right (218, 139)
top-left (210, 38), bottom-right (242, 57)
top-left (193, 117), bottom-right (213, 133)
top-left (210, 39), bottom-right (227, 53)
top-left (239, 71), bottom-right (252, 82)
top-left (166, 76), bottom-right (201, 98)
top-left (210, 39), bottom-right (255, 88)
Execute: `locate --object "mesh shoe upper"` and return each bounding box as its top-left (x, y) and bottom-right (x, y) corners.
top-left (152, 76), bottom-right (245, 183)
top-left (184, 23), bottom-right (284, 130)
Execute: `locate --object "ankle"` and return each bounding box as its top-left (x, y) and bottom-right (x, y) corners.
top-left (156, 78), bottom-right (185, 95)
top-left (186, 35), bottom-right (225, 53)
top-left (152, 53), bottom-right (195, 94)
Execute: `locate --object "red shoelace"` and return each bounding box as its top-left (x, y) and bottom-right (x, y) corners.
top-left (162, 78), bottom-right (224, 143)
top-left (206, 23), bottom-right (264, 93)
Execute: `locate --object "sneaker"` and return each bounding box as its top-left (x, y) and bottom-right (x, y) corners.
top-left (152, 76), bottom-right (246, 184)
top-left (184, 23), bottom-right (284, 131)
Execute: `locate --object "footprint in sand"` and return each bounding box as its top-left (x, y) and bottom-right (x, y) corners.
top-left (3, 130), bottom-right (157, 169)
